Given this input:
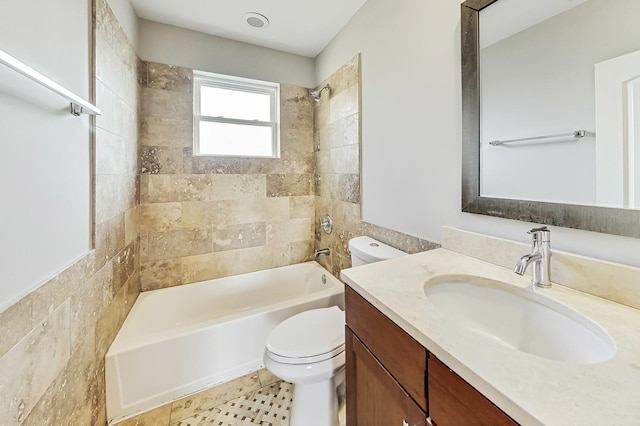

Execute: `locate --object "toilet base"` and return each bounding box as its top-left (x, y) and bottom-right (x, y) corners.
top-left (290, 367), bottom-right (344, 426)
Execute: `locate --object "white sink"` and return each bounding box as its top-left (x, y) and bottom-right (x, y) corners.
top-left (424, 275), bottom-right (616, 364)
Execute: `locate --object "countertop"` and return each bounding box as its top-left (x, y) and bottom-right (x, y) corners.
top-left (340, 248), bottom-right (640, 425)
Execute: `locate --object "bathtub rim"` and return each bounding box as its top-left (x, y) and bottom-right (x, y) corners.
top-left (107, 261), bottom-right (344, 354)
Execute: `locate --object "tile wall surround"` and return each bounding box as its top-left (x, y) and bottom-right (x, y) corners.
top-left (137, 53), bottom-right (439, 289)
top-left (313, 55), bottom-right (439, 277)
top-left (0, 0), bottom-right (141, 424)
top-left (360, 222), bottom-right (440, 255)
top-left (313, 54), bottom-right (362, 276)
top-left (442, 226), bottom-right (640, 310)
top-left (138, 62), bottom-right (317, 290)
top-left (139, 53), bottom-right (439, 288)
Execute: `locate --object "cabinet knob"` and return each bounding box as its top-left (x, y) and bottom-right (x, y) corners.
top-left (402, 421), bottom-right (409, 426)
top-left (426, 417), bottom-right (435, 426)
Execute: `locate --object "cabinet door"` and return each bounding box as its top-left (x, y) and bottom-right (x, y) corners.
top-left (346, 328), bottom-right (426, 426)
top-left (345, 286), bottom-right (428, 410)
top-left (428, 355), bottom-right (517, 426)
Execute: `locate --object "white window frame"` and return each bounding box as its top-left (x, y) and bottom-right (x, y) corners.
top-left (193, 71), bottom-right (280, 158)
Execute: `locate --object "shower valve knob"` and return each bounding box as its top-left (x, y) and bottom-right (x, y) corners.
top-left (320, 214), bottom-right (333, 235)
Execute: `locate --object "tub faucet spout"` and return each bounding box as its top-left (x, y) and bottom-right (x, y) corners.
top-left (314, 248), bottom-right (330, 258)
top-left (513, 227), bottom-right (551, 288)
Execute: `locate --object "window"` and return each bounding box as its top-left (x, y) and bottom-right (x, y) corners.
top-left (194, 71), bottom-right (280, 157)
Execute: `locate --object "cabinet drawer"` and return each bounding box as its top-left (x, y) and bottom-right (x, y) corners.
top-left (347, 329), bottom-right (426, 426)
top-left (428, 355), bottom-right (517, 426)
top-left (345, 286), bottom-right (428, 411)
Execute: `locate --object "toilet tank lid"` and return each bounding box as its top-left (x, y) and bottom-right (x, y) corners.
top-left (349, 236), bottom-right (407, 263)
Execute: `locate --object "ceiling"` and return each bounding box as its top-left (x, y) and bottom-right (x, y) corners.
top-left (130, 0), bottom-right (368, 58)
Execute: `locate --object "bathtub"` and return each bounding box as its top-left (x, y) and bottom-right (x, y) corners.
top-left (105, 261), bottom-right (344, 423)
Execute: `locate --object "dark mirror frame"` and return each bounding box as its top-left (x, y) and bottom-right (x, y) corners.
top-left (461, 0), bottom-right (640, 238)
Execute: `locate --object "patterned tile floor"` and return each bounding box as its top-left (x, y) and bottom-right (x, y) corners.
top-left (115, 369), bottom-right (344, 426)
top-left (172, 381), bottom-right (293, 426)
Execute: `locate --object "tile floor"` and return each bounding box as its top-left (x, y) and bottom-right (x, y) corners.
top-left (173, 381), bottom-right (293, 426)
top-left (114, 369), bottom-right (345, 426)
top-left (115, 369), bottom-right (291, 426)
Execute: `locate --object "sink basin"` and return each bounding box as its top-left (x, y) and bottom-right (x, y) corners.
top-left (424, 275), bottom-right (616, 364)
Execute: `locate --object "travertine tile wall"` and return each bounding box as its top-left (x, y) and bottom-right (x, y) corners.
top-left (315, 56), bottom-right (361, 191)
top-left (314, 55), bottom-right (439, 277)
top-left (314, 55), bottom-right (362, 276)
top-left (0, 0), bottom-right (140, 424)
top-left (138, 63), bottom-right (316, 290)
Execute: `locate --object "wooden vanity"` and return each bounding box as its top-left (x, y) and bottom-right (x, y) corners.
top-left (345, 286), bottom-right (516, 426)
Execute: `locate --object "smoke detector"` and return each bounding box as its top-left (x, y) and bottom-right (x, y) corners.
top-left (244, 12), bottom-right (269, 28)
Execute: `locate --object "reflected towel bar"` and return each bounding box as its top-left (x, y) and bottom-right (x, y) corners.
top-left (489, 130), bottom-right (586, 146)
top-left (0, 49), bottom-right (101, 116)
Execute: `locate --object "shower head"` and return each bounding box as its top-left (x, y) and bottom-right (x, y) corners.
top-left (310, 84), bottom-right (330, 102)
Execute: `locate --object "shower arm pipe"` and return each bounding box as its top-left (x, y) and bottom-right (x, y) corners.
top-left (0, 48), bottom-right (102, 116)
top-left (310, 84), bottom-right (330, 102)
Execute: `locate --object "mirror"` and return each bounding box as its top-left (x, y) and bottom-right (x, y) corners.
top-left (461, 0), bottom-right (640, 238)
top-left (480, 0), bottom-right (640, 208)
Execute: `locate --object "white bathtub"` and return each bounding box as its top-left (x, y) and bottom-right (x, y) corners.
top-left (105, 261), bottom-right (345, 423)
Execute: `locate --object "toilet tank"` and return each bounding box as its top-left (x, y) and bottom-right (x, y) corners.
top-left (348, 236), bottom-right (407, 267)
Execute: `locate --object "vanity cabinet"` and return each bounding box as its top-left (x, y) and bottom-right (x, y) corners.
top-left (345, 284), bottom-right (427, 426)
top-left (345, 286), bottom-right (517, 426)
top-left (428, 355), bottom-right (516, 426)
top-left (346, 329), bottom-right (426, 426)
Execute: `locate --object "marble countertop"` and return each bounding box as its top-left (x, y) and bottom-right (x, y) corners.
top-left (340, 248), bottom-right (640, 426)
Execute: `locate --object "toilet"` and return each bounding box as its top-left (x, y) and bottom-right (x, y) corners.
top-left (263, 237), bottom-right (407, 426)
top-left (349, 235), bottom-right (408, 267)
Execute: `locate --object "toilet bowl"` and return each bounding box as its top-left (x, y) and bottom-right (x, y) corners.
top-left (263, 306), bottom-right (346, 426)
top-left (263, 237), bottom-right (407, 425)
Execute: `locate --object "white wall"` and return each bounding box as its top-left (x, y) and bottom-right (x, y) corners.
top-left (0, 0), bottom-right (91, 310)
top-left (138, 19), bottom-right (316, 87)
top-left (316, 0), bottom-right (640, 267)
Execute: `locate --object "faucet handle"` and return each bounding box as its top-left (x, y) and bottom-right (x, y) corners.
top-left (528, 226), bottom-right (550, 242)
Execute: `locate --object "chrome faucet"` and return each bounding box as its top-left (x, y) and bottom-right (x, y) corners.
top-left (314, 248), bottom-right (330, 258)
top-left (514, 227), bottom-right (552, 288)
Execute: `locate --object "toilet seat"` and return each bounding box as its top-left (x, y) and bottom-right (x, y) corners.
top-left (266, 344), bottom-right (345, 365)
top-left (266, 306), bottom-right (345, 365)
